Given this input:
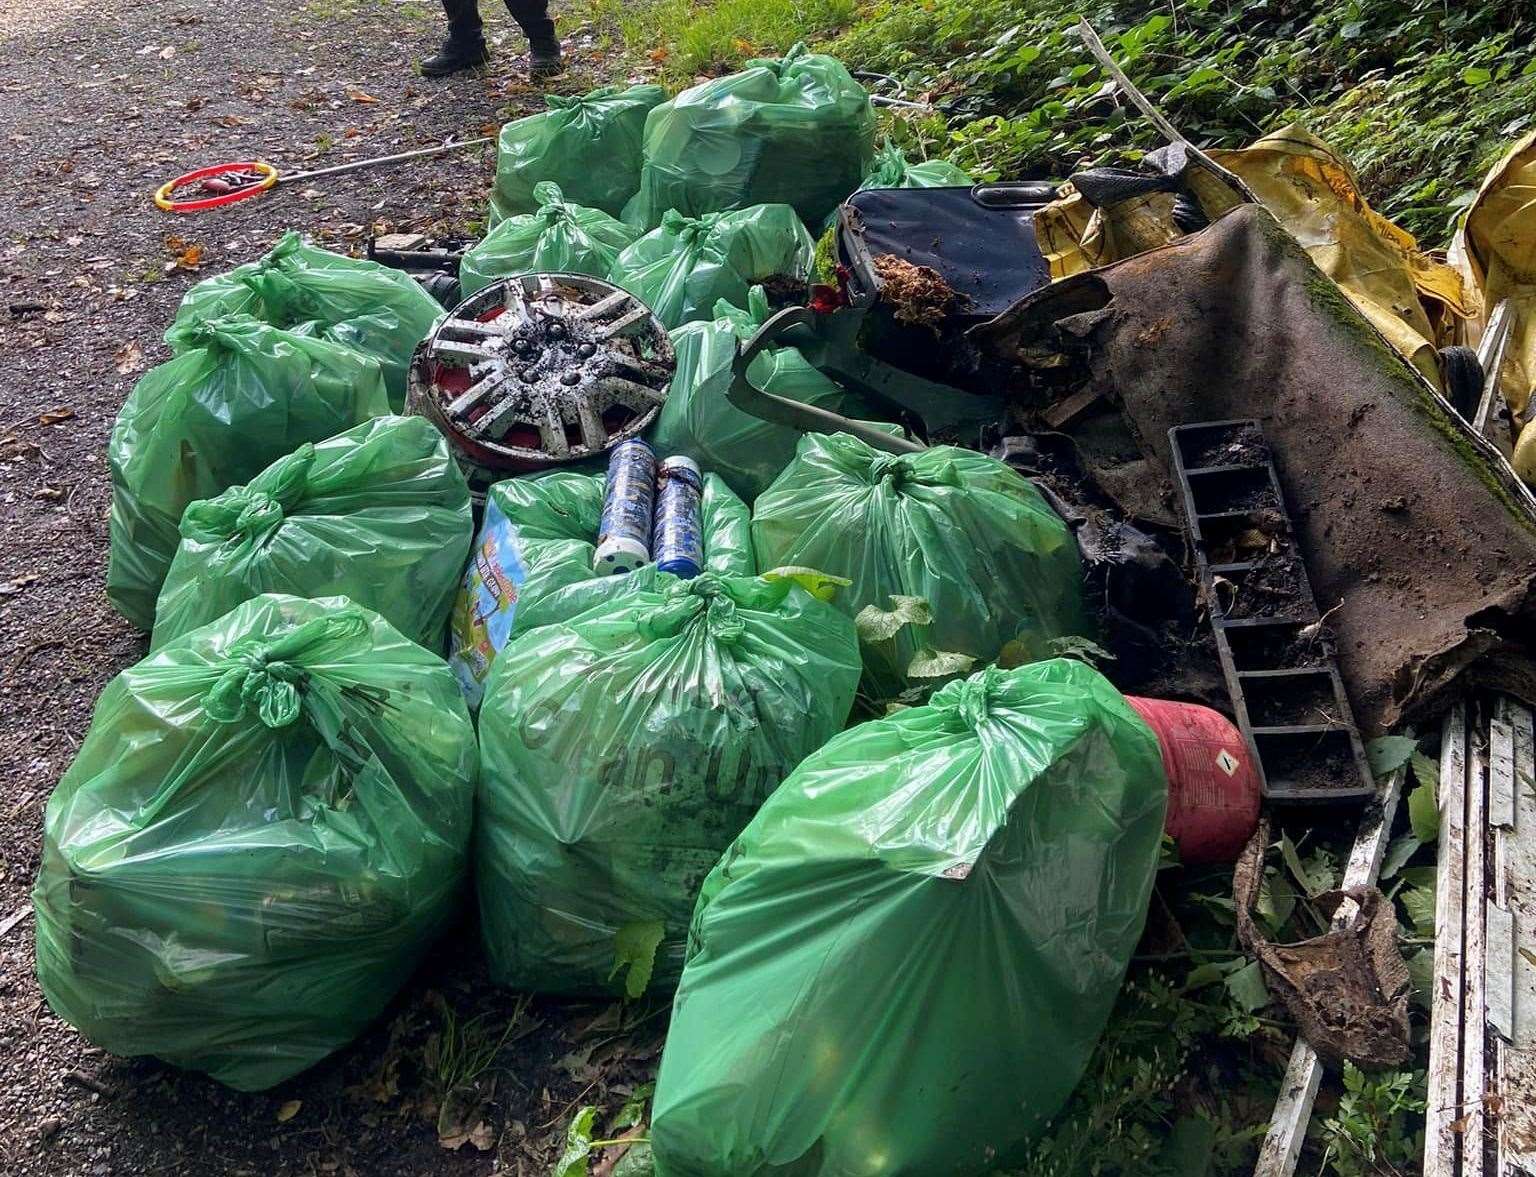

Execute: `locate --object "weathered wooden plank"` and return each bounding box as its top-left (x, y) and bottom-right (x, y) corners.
top-left (1253, 753), bottom-right (1409, 1177)
top-left (1426, 703), bottom-right (1469, 1177)
top-left (1495, 701), bottom-right (1536, 1176)
top-left (1464, 711), bottom-right (1491, 1177)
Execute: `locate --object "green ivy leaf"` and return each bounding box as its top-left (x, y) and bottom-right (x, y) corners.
top-left (1280, 833), bottom-right (1335, 897)
top-left (1400, 885), bottom-right (1436, 939)
top-left (609, 920), bottom-right (665, 1001)
top-left (760, 565), bottom-right (851, 603)
top-left (553, 1106), bottom-right (599, 1177)
top-left (854, 594), bottom-right (933, 642)
top-left (1379, 833), bottom-right (1420, 881)
top-left (1224, 959), bottom-right (1271, 1013)
top-left (1366, 736), bottom-right (1416, 778)
top-left (1407, 750), bottom-right (1440, 844)
top-left (1405, 947), bottom-right (1435, 1010)
top-left (1407, 779), bottom-right (1440, 845)
top-left (907, 647), bottom-right (976, 679)
top-left (1462, 66), bottom-right (1492, 86)
top-left (612, 1083), bottom-right (655, 1132)
top-left (1184, 957), bottom-right (1242, 991)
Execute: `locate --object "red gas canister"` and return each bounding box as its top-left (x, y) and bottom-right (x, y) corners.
top-left (1125, 695), bottom-right (1260, 864)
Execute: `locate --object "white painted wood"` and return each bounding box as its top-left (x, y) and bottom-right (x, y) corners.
top-left (1488, 902), bottom-right (1515, 1042)
top-left (1490, 717), bottom-right (1516, 836)
top-left (1254, 1044), bottom-right (1322, 1177)
top-left (1427, 703), bottom-right (1470, 1177)
top-left (1253, 753), bottom-right (1409, 1177)
top-left (1464, 714), bottom-right (1491, 1177)
top-left (1495, 701), bottom-right (1536, 1176)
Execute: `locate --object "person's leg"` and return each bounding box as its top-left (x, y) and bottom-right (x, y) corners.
top-left (420, 0), bottom-right (492, 77)
top-left (501, 0), bottom-right (562, 74)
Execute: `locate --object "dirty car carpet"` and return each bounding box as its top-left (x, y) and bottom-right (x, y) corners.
top-left (975, 205), bottom-right (1536, 734)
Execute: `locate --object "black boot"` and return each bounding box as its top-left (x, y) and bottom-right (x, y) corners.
top-left (420, 36), bottom-right (491, 77)
top-left (528, 35), bottom-right (563, 77)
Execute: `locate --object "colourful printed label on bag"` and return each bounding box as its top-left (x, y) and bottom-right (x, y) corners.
top-left (448, 498), bottom-right (528, 708)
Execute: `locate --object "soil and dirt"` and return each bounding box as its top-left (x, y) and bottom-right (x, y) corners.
top-left (0, 2), bottom-right (666, 1174)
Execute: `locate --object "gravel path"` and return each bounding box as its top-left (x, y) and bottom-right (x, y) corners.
top-left (0, 3), bottom-right (661, 1173)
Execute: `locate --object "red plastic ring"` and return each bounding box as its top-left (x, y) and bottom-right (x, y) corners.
top-left (155, 161), bottom-right (278, 213)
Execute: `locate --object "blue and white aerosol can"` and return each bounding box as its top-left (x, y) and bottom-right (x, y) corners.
top-left (653, 455), bottom-right (704, 580)
top-left (593, 438), bottom-right (657, 575)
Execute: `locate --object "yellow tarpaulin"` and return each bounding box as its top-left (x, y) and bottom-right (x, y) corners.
top-left (1033, 126), bottom-right (1472, 389)
top-left (1451, 130), bottom-right (1536, 479)
top-left (1211, 128), bottom-right (1471, 387)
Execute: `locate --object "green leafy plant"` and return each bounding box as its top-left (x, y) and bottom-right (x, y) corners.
top-left (610, 919), bottom-right (665, 1000)
top-left (551, 1086), bottom-right (655, 1177)
top-left (1317, 1063), bottom-right (1426, 1177)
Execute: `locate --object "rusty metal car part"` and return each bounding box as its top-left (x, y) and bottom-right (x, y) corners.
top-left (406, 273), bottom-right (673, 491)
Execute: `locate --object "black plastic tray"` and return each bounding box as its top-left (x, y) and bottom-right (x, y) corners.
top-left (1170, 419), bottom-right (1375, 803)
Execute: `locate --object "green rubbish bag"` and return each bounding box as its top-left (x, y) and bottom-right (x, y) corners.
top-left (108, 315), bottom-right (391, 630)
top-left (751, 432), bottom-right (1090, 697)
top-left (33, 593), bottom-right (478, 1091)
top-left (489, 84), bottom-right (666, 226)
top-left (652, 286), bottom-right (872, 501)
top-left (609, 205), bottom-right (813, 328)
top-left (447, 468), bottom-right (752, 707)
top-left (823, 140), bottom-right (974, 230)
top-left (626, 43), bottom-right (875, 229)
top-left (152, 416), bottom-right (473, 652)
top-left (650, 659), bottom-right (1168, 1177)
top-left (460, 182), bottom-right (638, 297)
top-left (168, 231), bottom-right (443, 408)
top-left (475, 572), bottom-right (862, 997)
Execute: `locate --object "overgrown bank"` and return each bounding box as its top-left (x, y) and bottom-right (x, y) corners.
top-left (564, 0), bottom-right (1534, 242)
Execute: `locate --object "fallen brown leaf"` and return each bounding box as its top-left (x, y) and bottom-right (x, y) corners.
top-left (275, 1099), bottom-right (301, 1123)
top-left (345, 87), bottom-right (380, 104)
top-left (0, 574), bottom-right (40, 596)
top-left (37, 407), bottom-right (75, 426)
top-left (114, 341), bottom-right (143, 374)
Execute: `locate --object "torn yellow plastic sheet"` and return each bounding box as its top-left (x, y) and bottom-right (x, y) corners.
top-left (1451, 131), bottom-right (1536, 479)
top-left (1211, 128), bottom-right (1470, 388)
top-left (1034, 126), bottom-right (1471, 390)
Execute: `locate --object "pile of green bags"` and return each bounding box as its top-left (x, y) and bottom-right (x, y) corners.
top-left (475, 573), bottom-right (861, 997)
top-left (489, 84), bottom-right (665, 226)
top-left (653, 287), bottom-right (872, 501)
top-left (33, 594), bottom-right (478, 1091)
top-left (609, 205), bottom-right (813, 328)
top-left (448, 469), bottom-right (752, 706)
top-left (627, 44), bottom-right (875, 228)
top-left (858, 139), bottom-right (974, 192)
top-left (650, 660), bottom-right (1168, 1176)
top-left (169, 231), bottom-right (442, 408)
top-left (107, 315), bottom-right (390, 630)
top-left (152, 416), bottom-right (472, 652)
top-left (460, 181), bottom-right (638, 296)
top-left (751, 432), bottom-right (1090, 696)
